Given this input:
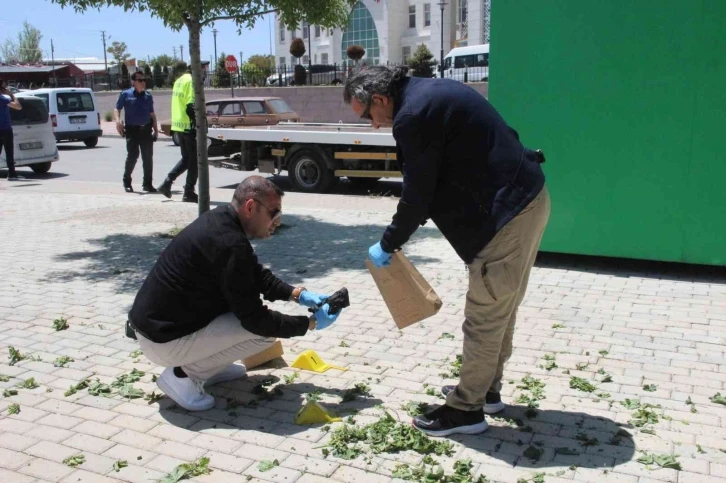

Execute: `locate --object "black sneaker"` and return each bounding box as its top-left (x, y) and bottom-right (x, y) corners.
top-left (441, 385), bottom-right (506, 414)
top-left (7, 174), bottom-right (24, 181)
top-left (143, 185), bottom-right (157, 193)
top-left (157, 179), bottom-right (172, 199)
top-left (412, 404), bottom-right (488, 437)
top-left (182, 192), bottom-right (198, 203)
top-left (123, 182), bottom-right (134, 193)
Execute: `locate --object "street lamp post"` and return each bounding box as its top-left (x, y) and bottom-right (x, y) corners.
top-left (437, 1), bottom-right (447, 78)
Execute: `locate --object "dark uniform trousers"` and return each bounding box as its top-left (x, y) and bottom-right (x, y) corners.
top-left (123, 123), bottom-right (154, 187)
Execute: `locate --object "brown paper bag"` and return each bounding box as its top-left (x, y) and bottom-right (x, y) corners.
top-left (243, 339), bottom-right (284, 369)
top-left (365, 251), bottom-right (443, 329)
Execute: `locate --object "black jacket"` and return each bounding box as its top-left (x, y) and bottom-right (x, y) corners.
top-left (128, 205), bottom-right (309, 343)
top-left (381, 77), bottom-right (546, 263)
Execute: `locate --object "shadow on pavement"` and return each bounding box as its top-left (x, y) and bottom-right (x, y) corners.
top-left (43, 213), bottom-right (442, 296)
top-left (1, 171), bottom-right (69, 180)
top-left (218, 174), bottom-right (403, 199)
top-left (57, 145), bottom-right (110, 151)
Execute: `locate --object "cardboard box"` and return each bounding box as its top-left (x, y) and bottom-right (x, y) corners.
top-left (366, 251), bottom-right (443, 329)
top-left (243, 339), bottom-right (284, 369)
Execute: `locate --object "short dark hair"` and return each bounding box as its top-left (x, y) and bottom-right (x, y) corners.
top-left (231, 176), bottom-right (284, 208)
top-left (343, 65), bottom-right (409, 106)
top-left (131, 71), bottom-right (146, 81)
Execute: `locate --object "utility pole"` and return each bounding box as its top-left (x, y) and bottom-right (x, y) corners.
top-left (50, 39), bottom-right (57, 85)
top-left (101, 31), bottom-right (109, 89)
top-left (172, 46), bottom-right (177, 60)
top-left (180, 45), bottom-right (184, 62)
top-left (437, 1), bottom-right (448, 78)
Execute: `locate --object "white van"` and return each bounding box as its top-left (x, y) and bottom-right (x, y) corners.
top-left (27, 88), bottom-right (102, 147)
top-left (1, 95), bottom-right (59, 174)
top-left (440, 44), bottom-right (490, 83)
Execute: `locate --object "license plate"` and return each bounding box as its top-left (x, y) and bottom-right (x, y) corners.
top-left (70, 117), bottom-right (86, 124)
top-left (19, 142), bottom-right (43, 150)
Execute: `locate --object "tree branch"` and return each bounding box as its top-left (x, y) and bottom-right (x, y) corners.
top-left (200, 9), bottom-right (277, 26)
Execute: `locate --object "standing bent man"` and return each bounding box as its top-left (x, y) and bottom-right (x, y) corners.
top-left (0, 81), bottom-right (23, 181)
top-left (115, 71), bottom-right (159, 193)
top-left (128, 176), bottom-right (343, 410)
top-left (345, 66), bottom-right (551, 437)
top-left (158, 68), bottom-right (198, 203)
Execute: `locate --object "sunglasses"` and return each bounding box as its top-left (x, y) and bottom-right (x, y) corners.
top-left (253, 198), bottom-right (281, 220)
top-left (134, 78), bottom-right (146, 83)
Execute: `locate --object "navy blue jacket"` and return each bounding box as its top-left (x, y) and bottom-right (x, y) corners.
top-left (380, 77), bottom-right (545, 264)
top-left (116, 88), bottom-right (154, 126)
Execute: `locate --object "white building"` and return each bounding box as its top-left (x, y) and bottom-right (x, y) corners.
top-left (274, 0), bottom-right (490, 67)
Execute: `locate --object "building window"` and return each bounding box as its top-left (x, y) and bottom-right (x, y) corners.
top-left (458, 1), bottom-right (468, 24)
top-left (315, 25), bottom-right (321, 38)
top-left (321, 53), bottom-right (329, 64)
top-left (341, 1), bottom-right (381, 65)
top-left (402, 46), bottom-right (411, 63)
top-left (424, 4), bottom-right (431, 27)
top-left (302, 21), bottom-right (309, 39)
top-left (279, 57), bottom-right (285, 67)
top-left (279, 21), bottom-right (285, 42)
top-left (409, 5), bottom-right (416, 28)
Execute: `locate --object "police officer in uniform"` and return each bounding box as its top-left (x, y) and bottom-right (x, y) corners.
top-left (114, 71), bottom-right (159, 192)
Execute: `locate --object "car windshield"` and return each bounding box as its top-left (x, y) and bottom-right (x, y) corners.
top-left (267, 99), bottom-right (293, 113)
top-left (11, 97), bottom-right (49, 125)
top-left (56, 92), bottom-right (95, 113)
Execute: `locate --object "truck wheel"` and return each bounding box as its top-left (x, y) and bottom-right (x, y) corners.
top-left (172, 132), bottom-right (181, 146)
top-left (289, 150), bottom-right (335, 193)
top-left (84, 136), bottom-right (99, 148)
top-left (30, 162), bottom-right (52, 174)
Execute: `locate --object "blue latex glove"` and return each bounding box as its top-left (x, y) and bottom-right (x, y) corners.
top-left (298, 290), bottom-right (326, 309)
top-left (313, 303), bottom-right (340, 330)
top-left (368, 241), bottom-right (392, 267)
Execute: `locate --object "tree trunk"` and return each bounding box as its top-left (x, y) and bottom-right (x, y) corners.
top-left (186, 12), bottom-right (210, 215)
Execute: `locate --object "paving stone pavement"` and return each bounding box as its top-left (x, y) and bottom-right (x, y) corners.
top-left (1, 188), bottom-right (725, 483)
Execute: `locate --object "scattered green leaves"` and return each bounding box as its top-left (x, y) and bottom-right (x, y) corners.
top-left (323, 411), bottom-right (454, 460)
top-left (342, 383), bottom-right (372, 402)
top-left (283, 372), bottom-right (300, 384)
top-left (621, 398), bottom-right (641, 410)
top-left (304, 390), bottom-right (322, 402)
top-left (113, 368), bottom-right (145, 385)
top-left (523, 445), bottom-right (542, 462)
top-left (402, 400), bottom-right (430, 417)
top-left (569, 377), bottom-right (596, 393)
top-left (439, 332), bottom-right (455, 340)
top-left (598, 350), bottom-right (609, 356)
top-left (53, 317), bottom-right (69, 331)
top-left (113, 460), bottom-right (128, 472)
top-left (515, 375), bottom-right (546, 409)
top-left (129, 349), bottom-right (143, 359)
top-left (53, 356), bottom-right (74, 367)
top-left (118, 384), bottom-right (145, 399)
top-left (7, 403), bottom-right (20, 414)
top-left (339, 341), bottom-right (350, 347)
top-left (552, 323), bottom-right (566, 329)
top-left (440, 354), bottom-right (462, 378)
top-left (629, 403), bottom-right (662, 428)
top-left (63, 454), bottom-right (85, 467)
top-left (258, 459), bottom-right (279, 472)
top-left (637, 452), bottom-right (681, 470)
top-left (8, 346), bottom-right (25, 366)
top-left (0, 374), bottom-right (9, 382)
top-left (87, 379), bottom-right (113, 397)
top-left (539, 354), bottom-right (558, 371)
top-left (696, 444), bottom-right (706, 454)
top-left (64, 379), bottom-right (90, 397)
top-left (575, 362), bottom-right (589, 371)
top-left (643, 384), bottom-right (657, 392)
top-left (710, 393), bottom-right (726, 406)
top-left (19, 377), bottom-right (39, 389)
top-left (3, 388), bottom-right (18, 397)
top-left (393, 455), bottom-right (488, 482)
top-left (159, 457), bottom-right (211, 483)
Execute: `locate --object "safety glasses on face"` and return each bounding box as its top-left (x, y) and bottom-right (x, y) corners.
top-left (134, 78), bottom-right (146, 83)
top-left (253, 198), bottom-right (281, 220)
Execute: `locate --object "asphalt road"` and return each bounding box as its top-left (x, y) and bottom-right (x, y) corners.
top-left (6, 136), bottom-right (403, 197)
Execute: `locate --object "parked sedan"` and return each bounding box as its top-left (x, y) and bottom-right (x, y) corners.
top-left (160, 97), bottom-right (300, 147)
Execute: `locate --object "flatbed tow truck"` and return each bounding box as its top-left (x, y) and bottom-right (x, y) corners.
top-left (207, 122), bottom-right (400, 193)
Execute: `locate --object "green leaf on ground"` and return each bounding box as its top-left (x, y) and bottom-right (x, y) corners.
top-left (575, 363), bottom-right (589, 371)
top-left (392, 456), bottom-right (488, 482)
top-left (711, 393), bottom-right (726, 406)
top-left (283, 372), bottom-right (300, 384)
top-left (8, 347), bottom-right (26, 366)
top-left (63, 454), bottom-right (85, 467)
top-left (440, 354), bottom-right (463, 378)
top-left (112, 368), bottom-right (145, 386)
top-left (53, 317), bottom-right (69, 331)
top-left (629, 404), bottom-right (661, 427)
top-left (3, 388), bottom-right (18, 397)
top-left (598, 350), bottom-right (609, 356)
top-left (621, 398), bottom-right (641, 409)
top-left (53, 356), bottom-right (74, 367)
top-left (643, 384), bottom-right (657, 392)
top-left (439, 333), bottom-right (455, 340)
top-left (113, 460), bottom-right (128, 472)
top-left (118, 384), bottom-right (145, 399)
top-left (569, 377), bottom-right (596, 393)
top-left (7, 403), bottom-right (20, 414)
top-left (341, 382), bottom-right (371, 402)
top-left (0, 374), bottom-right (9, 382)
top-left (637, 452), bottom-right (681, 470)
top-left (144, 391), bottom-right (164, 404)
top-left (552, 323), bottom-right (566, 329)
top-left (64, 379), bottom-right (90, 397)
top-left (523, 446), bottom-right (542, 462)
top-left (339, 341), bottom-right (350, 347)
top-left (539, 354), bottom-right (558, 371)
top-left (402, 400), bottom-right (430, 417)
top-left (129, 349), bottom-right (143, 359)
top-left (304, 390), bottom-right (322, 402)
top-left (159, 457), bottom-right (211, 482)
top-left (258, 459), bottom-right (279, 472)
top-left (18, 377), bottom-right (39, 389)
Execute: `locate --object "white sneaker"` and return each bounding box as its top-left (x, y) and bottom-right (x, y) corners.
top-left (156, 367), bottom-right (215, 411)
top-left (204, 363), bottom-right (247, 387)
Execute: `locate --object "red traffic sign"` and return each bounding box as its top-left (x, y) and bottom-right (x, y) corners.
top-left (225, 55), bottom-right (238, 73)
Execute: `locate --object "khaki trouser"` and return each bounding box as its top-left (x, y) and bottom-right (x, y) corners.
top-left (446, 186), bottom-right (551, 411)
top-left (137, 312), bottom-right (275, 382)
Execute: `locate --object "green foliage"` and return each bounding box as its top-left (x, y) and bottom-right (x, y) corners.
top-left (258, 459), bottom-right (279, 472)
top-left (569, 377), bottom-right (596, 393)
top-left (7, 403), bottom-right (20, 414)
top-left (440, 354), bottom-right (462, 378)
top-left (637, 452), bottom-right (681, 470)
top-left (341, 382), bottom-right (371, 402)
top-left (63, 454), bottom-right (85, 467)
top-left (159, 457), bottom-right (211, 482)
top-left (393, 455), bottom-right (489, 482)
top-left (642, 384), bottom-right (657, 392)
top-left (711, 393), bottom-right (726, 406)
top-left (1, 21), bottom-right (43, 63)
top-left (515, 375), bottom-right (546, 408)
top-left (113, 460), bottom-right (128, 472)
top-left (152, 62), bottom-right (164, 88)
top-left (107, 41), bottom-right (130, 65)
top-left (323, 412), bottom-right (454, 460)
top-left (402, 400), bottom-right (430, 417)
top-left (19, 377), bottom-right (39, 389)
top-left (409, 44), bottom-right (435, 78)
top-left (214, 52), bottom-right (232, 87)
top-left (538, 354), bottom-right (558, 371)
top-left (8, 346), bottom-right (25, 366)
top-left (65, 379), bottom-right (90, 397)
top-left (439, 332), bottom-right (455, 340)
top-left (3, 388), bottom-right (18, 397)
top-left (283, 372), bottom-right (300, 384)
top-left (0, 375), bottom-right (9, 382)
top-left (552, 323), bottom-right (566, 329)
top-left (53, 317), bottom-right (69, 331)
